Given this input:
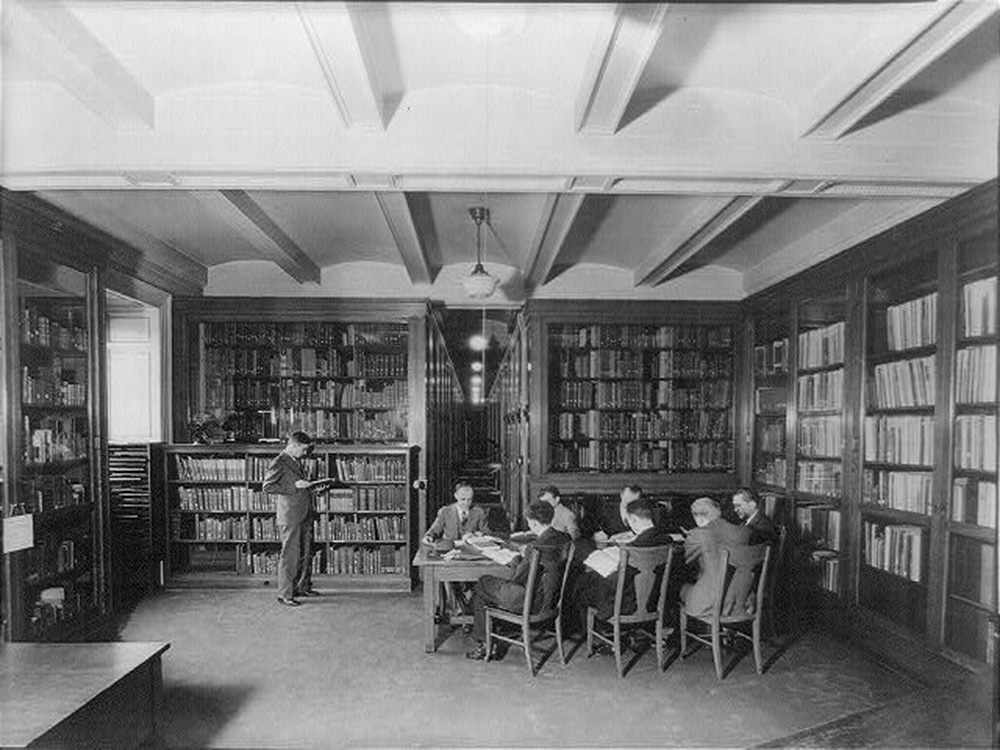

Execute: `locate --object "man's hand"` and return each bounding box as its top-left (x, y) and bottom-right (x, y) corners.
top-left (294, 479), bottom-right (310, 489)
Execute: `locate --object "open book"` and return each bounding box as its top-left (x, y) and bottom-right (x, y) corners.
top-left (584, 546), bottom-right (621, 577)
top-left (466, 536), bottom-right (519, 565)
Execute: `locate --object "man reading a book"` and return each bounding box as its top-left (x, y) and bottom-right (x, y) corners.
top-left (423, 480), bottom-right (490, 546)
top-left (731, 488), bottom-right (779, 545)
top-left (465, 500), bottom-right (572, 661)
top-left (570, 498), bottom-right (675, 634)
top-left (263, 431), bottom-right (326, 606)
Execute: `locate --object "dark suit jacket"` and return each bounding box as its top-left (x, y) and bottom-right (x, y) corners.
top-left (262, 451), bottom-right (312, 527)
top-left (683, 517), bottom-right (752, 618)
top-left (746, 512), bottom-right (779, 546)
top-left (426, 503), bottom-right (489, 541)
top-left (496, 527), bottom-right (572, 614)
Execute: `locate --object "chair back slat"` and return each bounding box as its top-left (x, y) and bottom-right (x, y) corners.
top-left (711, 544), bottom-right (771, 620)
top-left (615, 544), bottom-right (676, 621)
top-left (528, 541), bottom-right (573, 621)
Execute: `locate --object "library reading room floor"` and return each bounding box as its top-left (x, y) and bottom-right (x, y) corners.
top-left (115, 588), bottom-right (991, 749)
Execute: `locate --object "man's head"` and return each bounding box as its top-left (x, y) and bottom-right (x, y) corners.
top-left (454, 480), bottom-right (475, 512)
top-left (525, 499), bottom-right (555, 534)
top-left (691, 497), bottom-right (721, 527)
top-left (538, 485), bottom-right (561, 507)
top-left (625, 498), bottom-right (655, 534)
top-left (732, 488), bottom-right (758, 521)
top-left (619, 484), bottom-right (642, 508)
top-left (286, 430), bottom-right (313, 459)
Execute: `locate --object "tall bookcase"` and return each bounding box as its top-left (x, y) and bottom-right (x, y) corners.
top-left (746, 180), bottom-right (998, 666)
top-left (168, 298), bottom-right (431, 590)
top-left (487, 312), bottom-right (529, 526)
top-left (1, 228), bottom-right (110, 642)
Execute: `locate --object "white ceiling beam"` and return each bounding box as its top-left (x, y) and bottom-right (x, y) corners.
top-left (802, 1), bottom-right (997, 139)
top-left (575, 3), bottom-right (669, 135)
top-left (374, 192), bottom-right (436, 285)
top-left (296, 2), bottom-right (389, 131)
top-left (3, 0), bottom-right (153, 128)
top-left (523, 193), bottom-right (586, 289)
top-left (635, 196), bottom-right (766, 287)
top-left (198, 191), bottom-right (320, 284)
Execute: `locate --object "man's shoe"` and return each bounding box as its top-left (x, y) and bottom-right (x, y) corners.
top-left (298, 588), bottom-right (322, 597)
top-left (277, 597), bottom-right (301, 607)
top-left (465, 642), bottom-right (490, 661)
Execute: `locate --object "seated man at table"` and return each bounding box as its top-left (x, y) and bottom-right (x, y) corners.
top-left (465, 500), bottom-right (572, 660)
top-left (423, 480), bottom-right (490, 546)
top-left (731, 488), bottom-right (779, 545)
top-left (570, 498), bottom-right (675, 631)
top-left (680, 496), bottom-right (751, 618)
top-left (537, 484), bottom-right (580, 540)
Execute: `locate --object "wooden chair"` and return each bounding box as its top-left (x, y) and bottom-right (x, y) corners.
top-left (764, 524), bottom-right (787, 641)
top-left (680, 544), bottom-right (772, 679)
top-left (485, 541), bottom-right (574, 676)
top-left (586, 544), bottom-right (676, 678)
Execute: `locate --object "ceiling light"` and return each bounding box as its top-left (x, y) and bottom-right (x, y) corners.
top-left (471, 361), bottom-right (483, 373)
top-left (461, 206), bottom-right (499, 300)
top-left (470, 374), bottom-right (483, 386)
top-left (469, 333), bottom-right (489, 351)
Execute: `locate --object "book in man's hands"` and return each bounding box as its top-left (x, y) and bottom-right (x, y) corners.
top-left (584, 546), bottom-right (621, 577)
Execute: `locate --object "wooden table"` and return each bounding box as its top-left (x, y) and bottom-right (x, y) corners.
top-left (0, 641), bottom-right (170, 749)
top-left (412, 548), bottom-right (512, 652)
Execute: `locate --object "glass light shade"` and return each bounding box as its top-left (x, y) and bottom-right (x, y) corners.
top-left (461, 264), bottom-right (499, 300)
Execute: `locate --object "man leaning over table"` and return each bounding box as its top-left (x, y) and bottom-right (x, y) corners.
top-left (465, 500), bottom-right (572, 661)
top-left (537, 484), bottom-right (580, 540)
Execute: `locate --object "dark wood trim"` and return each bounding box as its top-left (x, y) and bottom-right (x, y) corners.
top-left (172, 296), bottom-right (427, 322)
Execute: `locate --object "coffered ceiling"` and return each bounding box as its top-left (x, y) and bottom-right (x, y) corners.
top-left (2, 1), bottom-right (997, 304)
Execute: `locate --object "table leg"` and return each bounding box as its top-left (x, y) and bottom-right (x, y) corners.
top-left (149, 655), bottom-right (165, 749)
top-left (423, 566), bottom-right (437, 652)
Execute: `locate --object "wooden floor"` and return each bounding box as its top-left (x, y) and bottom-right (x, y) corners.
top-left (114, 588), bottom-right (992, 748)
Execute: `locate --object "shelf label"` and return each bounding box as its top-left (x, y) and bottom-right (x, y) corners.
top-left (3, 514), bottom-right (34, 552)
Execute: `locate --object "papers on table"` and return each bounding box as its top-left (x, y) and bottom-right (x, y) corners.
top-left (608, 530), bottom-right (635, 545)
top-left (584, 546), bottom-right (621, 577)
top-left (465, 536), bottom-right (519, 565)
top-left (669, 533), bottom-right (685, 543)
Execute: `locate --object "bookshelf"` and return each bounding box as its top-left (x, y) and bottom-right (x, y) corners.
top-left (751, 302), bottom-right (790, 492)
top-left (487, 312), bottom-right (529, 526)
top-left (164, 445), bottom-right (414, 590)
top-left (745, 181), bottom-right (997, 667)
top-left (945, 233), bottom-right (998, 661)
top-left (1, 246), bottom-right (109, 642)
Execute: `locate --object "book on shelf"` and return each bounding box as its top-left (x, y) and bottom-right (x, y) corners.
top-left (755, 387), bottom-right (787, 414)
top-left (885, 291), bottom-right (937, 351)
top-left (798, 415), bottom-right (842, 458)
top-left (962, 277), bottom-right (998, 337)
top-left (798, 322), bottom-right (844, 368)
top-left (863, 415), bottom-right (935, 465)
top-left (954, 414), bottom-right (998, 472)
top-left (955, 344), bottom-right (997, 403)
top-left (869, 356), bottom-right (936, 408)
top-left (863, 522), bottom-right (923, 583)
top-left (952, 478), bottom-right (998, 528)
top-left (797, 370), bottom-right (843, 411)
top-left (863, 470), bottom-right (933, 515)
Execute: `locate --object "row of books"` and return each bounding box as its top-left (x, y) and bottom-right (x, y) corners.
top-left (23, 419), bottom-right (88, 466)
top-left (232, 544), bottom-right (407, 576)
top-left (952, 477), bottom-right (997, 528)
top-left (650, 351), bottom-right (732, 379)
top-left (949, 535), bottom-right (995, 607)
top-left (554, 409), bottom-right (731, 441)
top-left (203, 321), bottom-right (406, 348)
top-left (753, 337), bottom-right (789, 375)
top-left (863, 522), bottom-right (923, 583)
top-left (753, 456), bottom-right (786, 488)
top-left (799, 321), bottom-right (845, 369)
top-left (796, 461), bottom-right (842, 498)
top-left (331, 455), bottom-right (408, 482)
top-left (20, 304), bottom-right (87, 350)
top-left (955, 344), bottom-right (997, 403)
top-left (23, 536), bottom-right (82, 583)
top-left (204, 346), bottom-right (356, 378)
top-left (21, 365), bottom-right (87, 406)
top-left (248, 455), bottom-right (321, 482)
top-left (796, 507), bottom-right (841, 551)
top-left (556, 350), bottom-right (731, 380)
top-left (862, 469), bottom-right (933, 515)
top-left (16, 474), bottom-right (87, 514)
top-left (755, 386), bottom-right (788, 414)
top-left (215, 378), bottom-right (409, 412)
top-left (549, 440), bottom-right (733, 473)
top-left (313, 515), bottom-right (406, 542)
top-left (954, 414), bottom-right (998, 472)
top-left (757, 421), bottom-right (785, 453)
top-left (869, 356), bottom-right (936, 409)
top-left (864, 415), bottom-right (935, 466)
top-left (798, 416), bottom-right (842, 459)
top-left (317, 485), bottom-right (408, 511)
top-left (185, 516), bottom-right (249, 541)
top-left (259, 408), bottom-right (407, 442)
top-left (884, 291), bottom-right (937, 351)
top-left (819, 557), bottom-right (840, 593)
top-left (797, 370), bottom-right (843, 411)
top-left (551, 324), bottom-right (732, 350)
top-left (175, 456), bottom-right (247, 482)
top-left (961, 277), bottom-right (997, 338)
top-left (176, 486), bottom-right (272, 512)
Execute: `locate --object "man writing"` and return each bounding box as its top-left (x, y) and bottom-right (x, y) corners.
top-left (263, 431), bottom-right (327, 606)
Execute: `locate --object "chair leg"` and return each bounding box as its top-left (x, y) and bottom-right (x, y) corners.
top-left (555, 613), bottom-right (566, 666)
top-left (485, 612), bottom-right (493, 661)
top-left (523, 623), bottom-right (535, 676)
top-left (753, 619), bottom-right (763, 674)
top-left (679, 611), bottom-right (688, 659)
top-left (656, 620), bottom-right (665, 672)
top-left (711, 621), bottom-right (723, 680)
top-left (586, 609), bottom-right (595, 657)
top-left (613, 621), bottom-right (623, 678)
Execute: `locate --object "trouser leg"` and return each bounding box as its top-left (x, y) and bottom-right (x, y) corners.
top-left (277, 520), bottom-right (302, 600)
top-left (472, 576), bottom-right (506, 641)
top-left (295, 519), bottom-right (314, 594)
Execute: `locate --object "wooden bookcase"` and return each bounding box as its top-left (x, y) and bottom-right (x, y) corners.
top-left (163, 444), bottom-right (414, 590)
top-left (746, 180), bottom-right (998, 665)
top-left (1, 213), bottom-right (111, 642)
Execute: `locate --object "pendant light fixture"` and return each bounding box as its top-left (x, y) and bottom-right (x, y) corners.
top-left (461, 206), bottom-right (499, 300)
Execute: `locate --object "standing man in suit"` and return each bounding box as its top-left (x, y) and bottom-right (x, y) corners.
top-left (732, 488), bottom-right (779, 545)
top-left (423, 480), bottom-right (490, 545)
top-left (681, 497), bottom-right (751, 618)
top-left (465, 500), bottom-right (572, 660)
top-left (538, 485), bottom-right (580, 540)
top-left (264, 431), bottom-right (321, 606)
